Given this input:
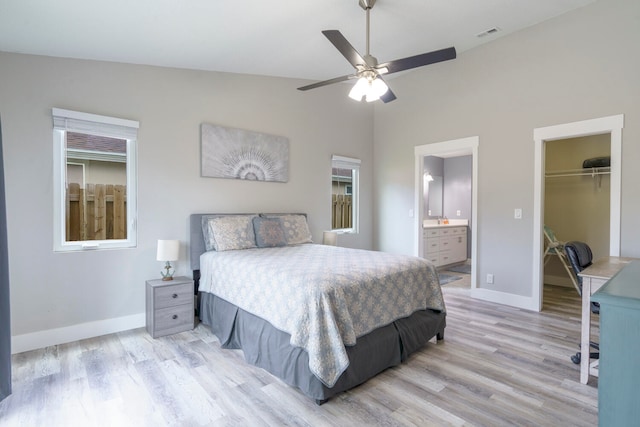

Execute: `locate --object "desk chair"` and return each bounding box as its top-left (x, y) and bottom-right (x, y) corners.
top-left (564, 241), bottom-right (599, 364)
top-left (544, 225), bottom-right (580, 293)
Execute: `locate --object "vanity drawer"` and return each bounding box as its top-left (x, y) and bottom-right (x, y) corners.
top-left (439, 228), bottom-right (450, 236)
top-left (424, 254), bottom-right (439, 264)
top-left (449, 226), bottom-right (465, 236)
top-left (425, 238), bottom-right (440, 254)
top-left (439, 236), bottom-right (455, 251)
top-left (438, 251), bottom-right (455, 266)
top-left (423, 228), bottom-right (440, 238)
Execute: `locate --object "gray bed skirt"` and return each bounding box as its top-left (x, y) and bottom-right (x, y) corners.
top-left (199, 292), bottom-right (446, 402)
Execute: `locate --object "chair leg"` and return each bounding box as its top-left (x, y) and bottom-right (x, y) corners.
top-left (571, 342), bottom-right (599, 364)
top-left (558, 252), bottom-right (581, 294)
top-left (571, 352), bottom-right (581, 364)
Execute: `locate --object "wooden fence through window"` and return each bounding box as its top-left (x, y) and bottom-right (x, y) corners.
top-left (66, 183), bottom-right (127, 241)
top-left (332, 194), bottom-right (352, 229)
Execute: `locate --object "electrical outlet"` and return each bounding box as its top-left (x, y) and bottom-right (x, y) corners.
top-left (456, 210), bottom-right (461, 216)
top-left (486, 273), bottom-right (494, 284)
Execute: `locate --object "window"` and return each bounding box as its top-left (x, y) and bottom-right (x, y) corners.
top-left (52, 108), bottom-right (138, 252)
top-left (331, 155), bottom-right (360, 233)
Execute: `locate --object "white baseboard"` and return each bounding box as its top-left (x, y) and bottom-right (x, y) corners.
top-left (11, 313), bottom-right (145, 354)
top-left (470, 287), bottom-right (538, 311)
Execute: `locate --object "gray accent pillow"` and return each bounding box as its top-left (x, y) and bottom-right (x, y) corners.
top-left (204, 215), bottom-right (257, 251)
top-left (262, 214), bottom-right (312, 245)
top-left (252, 217), bottom-right (287, 248)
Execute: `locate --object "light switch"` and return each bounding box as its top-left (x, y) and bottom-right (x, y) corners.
top-left (514, 208), bottom-right (522, 219)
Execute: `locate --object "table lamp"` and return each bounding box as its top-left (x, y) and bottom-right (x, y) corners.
top-left (323, 231), bottom-right (338, 246)
top-left (157, 239), bottom-right (179, 281)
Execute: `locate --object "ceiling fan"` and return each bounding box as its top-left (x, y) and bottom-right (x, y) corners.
top-left (297, 0), bottom-right (456, 103)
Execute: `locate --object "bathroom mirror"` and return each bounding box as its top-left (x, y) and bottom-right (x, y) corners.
top-left (427, 176), bottom-right (443, 217)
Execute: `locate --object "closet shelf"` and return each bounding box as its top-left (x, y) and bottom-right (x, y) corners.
top-left (545, 167), bottom-right (610, 178)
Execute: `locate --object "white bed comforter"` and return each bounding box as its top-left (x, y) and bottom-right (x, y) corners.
top-left (199, 244), bottom-right (444, 387)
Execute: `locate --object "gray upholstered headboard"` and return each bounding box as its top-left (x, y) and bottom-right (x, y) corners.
top-left (189, 213), bottom-right (208, 271)
top-left (189, 213), bottom-right (308, 272)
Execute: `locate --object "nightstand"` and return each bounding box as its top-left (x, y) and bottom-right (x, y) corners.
top-left (145, 276), bottom-right (194, 338)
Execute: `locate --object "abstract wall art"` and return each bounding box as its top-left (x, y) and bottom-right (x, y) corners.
top-left (201, 123), bottom-right (289, 182)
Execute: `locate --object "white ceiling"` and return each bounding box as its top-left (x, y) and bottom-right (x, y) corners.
top-left (0, 0), bottom-right (594, 83)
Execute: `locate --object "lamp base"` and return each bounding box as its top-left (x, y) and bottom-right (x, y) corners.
top-left (160, 261), bottom-right (175, 281)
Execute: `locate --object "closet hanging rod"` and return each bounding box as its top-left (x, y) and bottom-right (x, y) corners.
top-left (545, 167), bottom-right (611, 178)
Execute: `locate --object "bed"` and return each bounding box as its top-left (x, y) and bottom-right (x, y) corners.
top-left (190, 213), bottom-right (446, 403)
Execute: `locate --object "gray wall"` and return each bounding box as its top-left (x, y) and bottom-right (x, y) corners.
top-left (444, 155), bottom-right (472, 258)
top-left (0, 52), bottom-right (374, 349)
top-left (373, 0), bottom-right (640, 297)
top-left (443, 156), bottom-right (472, 222)
top-left (0, 117), bottom-right (11, 400)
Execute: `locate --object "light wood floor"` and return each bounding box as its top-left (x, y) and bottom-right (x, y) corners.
top-left (0, 284), bottom-right (598, 426)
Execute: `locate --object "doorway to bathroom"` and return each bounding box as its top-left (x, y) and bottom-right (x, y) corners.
top-left (414, 136), bottom-right (478, 290)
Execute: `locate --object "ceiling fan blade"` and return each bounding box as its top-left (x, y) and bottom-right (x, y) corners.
top-left (374, 75), bottom-right (396, 103)
top-left (377, 47), bottom-right (456, 75)
top-left (380, 87), bottom-right (397, 103)
top-left (297, 74), bottom-right (354, 91)
top-left (322, 30), bottom-right (367, 69)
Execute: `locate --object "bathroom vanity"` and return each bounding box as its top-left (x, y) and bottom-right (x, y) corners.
top-left (423, 220), bottom-right (468, 267)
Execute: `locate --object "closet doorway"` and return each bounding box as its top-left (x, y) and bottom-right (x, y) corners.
top-left (543, 135), bottom-right (611, 289)
top-left (532, 115), bottom-right (623, 311)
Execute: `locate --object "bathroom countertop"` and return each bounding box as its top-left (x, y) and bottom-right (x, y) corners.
top-left (423, 219), bottom-right (469, 228)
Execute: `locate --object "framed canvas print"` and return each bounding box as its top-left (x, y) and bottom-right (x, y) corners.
top-left (201, 123), bottom-right (289, 183)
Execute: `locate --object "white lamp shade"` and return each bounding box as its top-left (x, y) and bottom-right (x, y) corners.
top-left (323, 231), bottom-right (338, 246)
top-left (365, 78), bottom-right (388, 102)
top-left (348, 77), bottom-right (369, 101)
top-left (157, 240), bottom-right (179, 261)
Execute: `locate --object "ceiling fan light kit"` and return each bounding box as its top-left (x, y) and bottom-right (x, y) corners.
top-left (348, 72), bottom-right (389, 102)
top-left (297, 0), bottom-right (456, 103)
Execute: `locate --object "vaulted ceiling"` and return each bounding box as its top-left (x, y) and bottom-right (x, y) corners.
top-left (0, 0), bottom-right (595, 83)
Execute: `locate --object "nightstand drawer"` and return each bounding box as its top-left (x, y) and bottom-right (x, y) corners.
top-left (152, 304), bottom-right (193, 337)
top-left (153, 282), bottom-right (192, 309)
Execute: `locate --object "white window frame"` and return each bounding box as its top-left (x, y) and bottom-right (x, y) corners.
top-left (331, 155), bottom-right (360, 234)
top-left (52, 108), bottom-right (138, 252)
